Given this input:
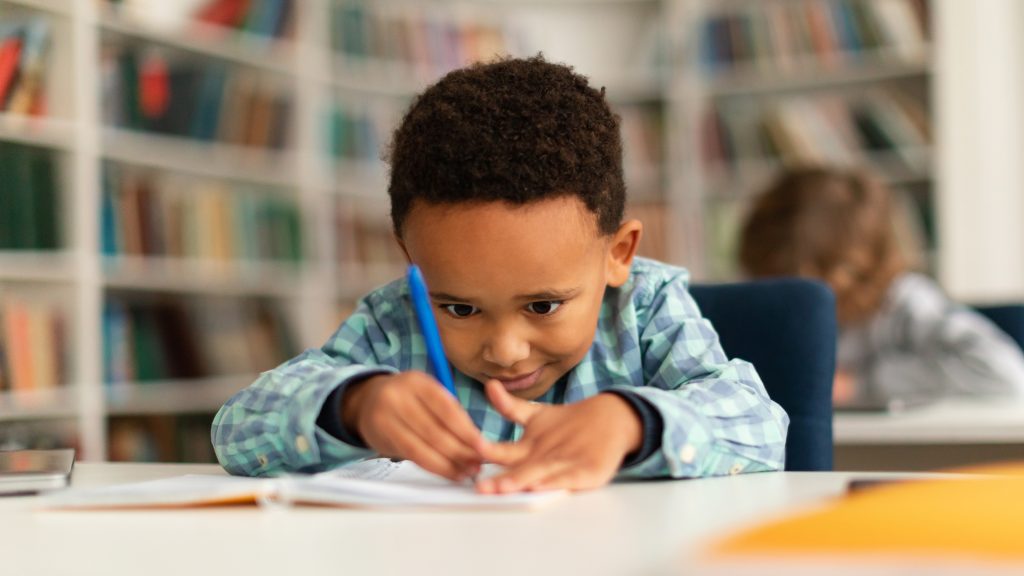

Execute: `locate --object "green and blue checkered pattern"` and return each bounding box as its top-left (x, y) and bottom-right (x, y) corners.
top-left (212, 258), bottom-right (788, 479)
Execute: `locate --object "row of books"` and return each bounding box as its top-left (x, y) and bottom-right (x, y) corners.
top-left (103, 297), bottom-right (296, 383)
top-left (331, 0), bottom-right (524, 82)
top-left (190, 0), bottom-right (295, 41)
top-left (108, 414), bottom-right (216, 463)
top-left (0, 142), bottom-right (60, 250)
top-left (698, 0), bottom-right (930, 74)
top-left (327, 98), bottom-right (401, 164)
top-left (101, 164), bottom-right (303, 263)
top-left (0, 294), bottom-right (67, 392)
top-left (101, 42), bottom-right (292, 149)
top-left (334, 200), bottom-right (405, 271)
top-left (0, 16), bottom-right (49, 116)
top-left (701, 88), bottom-right (930, 173)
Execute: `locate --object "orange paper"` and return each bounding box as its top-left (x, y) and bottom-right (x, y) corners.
top-left (711, 463), bottom-right (1024, 563)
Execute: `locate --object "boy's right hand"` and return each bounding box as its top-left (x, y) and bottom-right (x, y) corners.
top-left (341, 372), bottom-right (485, 481)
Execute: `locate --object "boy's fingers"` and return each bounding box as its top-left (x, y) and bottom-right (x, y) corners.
top-left (418, 385), bottom-right (487, 455)
top-left (402, 400), bottom-right (483, 469)
top-left (392, 421), bottom-right (471, 481)
top-left (479, 458), bottom-right (567, 494)
top-left (479, 439), bottom-right (531, 466)
top-left (484, 379), bottom-right (543, 425)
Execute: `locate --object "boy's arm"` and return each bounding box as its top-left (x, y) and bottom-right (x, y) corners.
top-left (610, 279), bottom-right (789, 479)
top-left (211, 293), bottom-right (403, 477)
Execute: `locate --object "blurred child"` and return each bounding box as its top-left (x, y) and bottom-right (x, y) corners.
top-left (738, 166), bottom-right (1024, 405)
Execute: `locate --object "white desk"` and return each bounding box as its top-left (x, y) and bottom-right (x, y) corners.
top-left (1, 463), bottom-right (904, 576)
top-left (834, 398), bottom-right (1024, 470)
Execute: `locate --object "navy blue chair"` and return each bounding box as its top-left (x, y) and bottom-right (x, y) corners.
top-left (690, 278), bottom-right (837, 471)
top-left (974, 305), bottom-right (1024, 352)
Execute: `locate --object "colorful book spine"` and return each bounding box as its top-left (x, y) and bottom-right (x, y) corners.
top-left (0, 16), bottom-right (51, 115)
top-left (0, 295), bottom-right (67, 392)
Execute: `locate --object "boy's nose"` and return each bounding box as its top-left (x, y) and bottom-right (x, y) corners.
top-left (481, 329), bottom-right (530, 369)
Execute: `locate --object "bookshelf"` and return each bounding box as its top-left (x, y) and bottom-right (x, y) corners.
top-left (671, 0), bottom-right (936, 280)
top-left (0, 0), bottom-right (672, 462)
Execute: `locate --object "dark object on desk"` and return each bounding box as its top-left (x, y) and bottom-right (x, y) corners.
top-left (845, 478), bottom-right (904, 494)
top-left (974, 304), bottom-right (1024, 352)
top-left (691, 278), bottom-right (836, 471)
top-left (0, 448), bottom-right (75, 495)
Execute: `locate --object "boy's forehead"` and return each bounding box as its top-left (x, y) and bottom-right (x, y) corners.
top-left (402, 197), bottom-right (606, 296)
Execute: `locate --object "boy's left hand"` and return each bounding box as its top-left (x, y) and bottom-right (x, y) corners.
top-left (476, 379), bottom-right (642, 494)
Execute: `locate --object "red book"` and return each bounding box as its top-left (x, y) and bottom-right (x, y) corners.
top-left (0, 37), bottom-right (24, 107)
top-left (194, 0), bottom-right (251, 30)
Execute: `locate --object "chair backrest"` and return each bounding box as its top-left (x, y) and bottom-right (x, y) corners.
top-left (973, 304), bottom-right (1024, 352)
top-left (690, 278), bottom-right (836, 471)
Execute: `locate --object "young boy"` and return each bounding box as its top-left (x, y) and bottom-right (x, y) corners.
top-left (212, 56), bottom-right (788, 493)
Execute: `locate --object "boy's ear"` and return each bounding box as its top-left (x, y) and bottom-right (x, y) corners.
top-left (395, 234), bottom-right (413, 264)
top-left (606, 219), bottom-right (643, 287)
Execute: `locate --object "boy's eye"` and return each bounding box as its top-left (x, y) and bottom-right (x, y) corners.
top-left (442, 303), bottom-right (478, 318)
top-left (527, 301), bottom-right (562, 315)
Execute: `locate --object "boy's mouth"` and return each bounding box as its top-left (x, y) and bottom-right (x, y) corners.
top-left (488, 367), bottom-right (544, 392)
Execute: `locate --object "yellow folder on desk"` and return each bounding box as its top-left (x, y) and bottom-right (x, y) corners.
top-left (710, 463), bottom-right (1024, 565)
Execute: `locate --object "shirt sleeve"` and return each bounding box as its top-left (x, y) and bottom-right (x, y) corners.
top-left (857, 275), bottom-right (1024, 399)
top-left (211, 290), bottom-right (405, 477)
top-left (612, 275), bottom-right (789, 479)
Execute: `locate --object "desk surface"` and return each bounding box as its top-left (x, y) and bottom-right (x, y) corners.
top-left (834, 397), bottom-right (1024, 444)
top-left (2, 463), bottom-right (911, 576)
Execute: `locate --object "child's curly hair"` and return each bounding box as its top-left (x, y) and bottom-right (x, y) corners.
top-left (387, 55), bottom-right (625, 237)
top-left (738, 166), bottom-right (907, 327)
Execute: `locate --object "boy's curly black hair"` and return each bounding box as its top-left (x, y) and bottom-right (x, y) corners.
top-left (387, 55), bottom-right (625, 237)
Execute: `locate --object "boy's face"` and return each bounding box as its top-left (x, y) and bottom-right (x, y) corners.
top-left (400, 196), bottom-right (640, 401)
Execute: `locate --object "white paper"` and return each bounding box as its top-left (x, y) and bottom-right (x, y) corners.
top-left (42, 459), bottom-right (566, 511)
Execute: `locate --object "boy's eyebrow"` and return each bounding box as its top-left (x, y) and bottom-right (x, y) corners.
top-left (429, 288), bottom-right (581, 302)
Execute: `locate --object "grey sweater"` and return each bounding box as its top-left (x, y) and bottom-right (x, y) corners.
top-left (838, 273), bottom-right (1024, 400)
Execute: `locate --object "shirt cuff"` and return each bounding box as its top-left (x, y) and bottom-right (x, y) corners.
top-left (602, 389), bottom-right (664, 468)
top-left (316, 371), bottom-right (391, 448)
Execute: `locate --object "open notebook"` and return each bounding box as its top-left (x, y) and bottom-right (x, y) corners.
top-left (42, 458), bottom-right (566, 511)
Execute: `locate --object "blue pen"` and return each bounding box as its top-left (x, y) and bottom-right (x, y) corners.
top-left (407, 265), bottom-right (458, 398)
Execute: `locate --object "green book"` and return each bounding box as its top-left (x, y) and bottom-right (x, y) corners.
top-left (28, 147), bottom-right (59, 249)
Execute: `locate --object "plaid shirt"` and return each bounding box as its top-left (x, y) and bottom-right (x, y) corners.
top-left (212, 258), bottom-right (788, 478)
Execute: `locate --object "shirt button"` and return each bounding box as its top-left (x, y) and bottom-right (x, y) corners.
top-left (295, 436), bottom-right (310, 454)
top-left (729, 463), bottom-right (744, 475)
top-left (678, 444), bottom-right (696, 464)
top-left (257, 454), bottom-right (269, 467)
